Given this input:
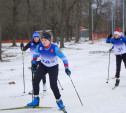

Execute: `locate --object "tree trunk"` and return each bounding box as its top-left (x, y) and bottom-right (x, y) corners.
top-left (60, 17), bottom-right (64, 48)
top-left (12, 5), bottom-right (17, 46)
top-left (69, 25), bottom-right (72, 41)
top-left (42, 0), bottom-right (47, 32)
top-left (52, 25), bottom-right (56, 43)
top-left (65, 13), bottom-right (70, 42)
top-left (89, 3), bottom-right (92, 41)
top-left (75, 1), bottom-right (81, 43)
top-left (0, 24), bottom-right (2, 61)
top-left (12, 0), bottom-right (20, 46)
top-left (27, 0), bottom-right (31, 40)
top-left (60, 0), bottom-right (65, 48)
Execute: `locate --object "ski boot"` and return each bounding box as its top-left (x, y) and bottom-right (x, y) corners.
top-left (56, 99), bottom-right (65, 110)
top-left (112, 78), bottom-right (120, 89)
top-left (43, 83), bottom-right (47, 92)
top-left (27, 97), bottom-right (39, 107)
top-left (115, 78), bottom-right (120, 87)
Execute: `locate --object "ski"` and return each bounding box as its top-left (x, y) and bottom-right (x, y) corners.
top-left (0, 106), bottom-right (52, 111)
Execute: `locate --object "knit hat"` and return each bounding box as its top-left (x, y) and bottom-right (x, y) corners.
top-left (41, 32), bottom-right (51, 41)
top-left (114, 29), bottom-right (121, 36)
top-left (32, 32), bottom-right (40, 39)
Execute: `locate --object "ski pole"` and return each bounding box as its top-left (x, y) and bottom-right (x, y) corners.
top-left (106, 50), bottom-right (111, 83)
top-left (22, 42), bottom-right (25, 93)
top-left (58, 79), bottom-right (64, 90)
top-left (32, 72), bottom-right (35, 101)
top-left (69, 76), bottom-right (83, 106)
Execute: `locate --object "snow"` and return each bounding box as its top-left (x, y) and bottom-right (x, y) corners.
top-left (0, 40), bottom-right (126, 113)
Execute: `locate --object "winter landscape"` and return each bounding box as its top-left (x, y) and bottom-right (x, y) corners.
top-left (0, 40), bottom-right (126, 113)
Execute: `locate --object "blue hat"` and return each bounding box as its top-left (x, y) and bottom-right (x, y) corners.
top-left (42, 32), bottom-right (51, 41)
top-left (32, 32), bottom-right (40, 39)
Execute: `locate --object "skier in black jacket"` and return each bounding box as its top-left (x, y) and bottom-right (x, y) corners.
top-left (20, 31), bottom-right (47, 94)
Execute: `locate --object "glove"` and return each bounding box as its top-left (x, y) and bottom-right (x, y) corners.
top-left (108, 33), bottom-right (112, 39)
top-left (125, 31), bottom-right (126, 36)
top-left (65, 68), bottom-right (71, 76)
top-left (109, 48), bottom-right (113, 52)
top-left (31, 64), bottom-right (37, 72)
top-left (20, 43), bottom-right (24, 51)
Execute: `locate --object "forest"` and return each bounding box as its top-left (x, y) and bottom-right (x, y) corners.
top-left (0, 0), bottom-right (125, 48)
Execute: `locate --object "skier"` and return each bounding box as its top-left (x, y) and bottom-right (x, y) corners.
top-left (27, 32), bottom-right (71, 112)
top-left (20, 31), bottom-right (47, 93)
top-left (56, 37), bottom-right (60, 45)
top-left (106, 29), bottom-right (126, 87)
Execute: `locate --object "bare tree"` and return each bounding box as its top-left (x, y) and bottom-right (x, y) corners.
top-left (1, 0), bottom-right (116, 45)
top-left (93, 0), bottom-right (108, 32)
top-left (0, 24), bottom-right (2, 61)
top-left (12, 0), bottom-right (20, 46)
top-left (60, 0), bottom-right (66, 48)
top-left (0, 1), bottom-right (2, 61)
top-left (46, 1), bottom-right (60, 43)
top-left (88, 0), bottom-right (94, 41)
top-left (42, 0), bottom-right (47, 32)
top-left (3, 0), bottom-right (20, 46)
top-left (64, 0), bottom-right (78, 42)
top-left (26, 0), bottom-right (31, 40)
top-left (75, 0), bottom-right (81, 43)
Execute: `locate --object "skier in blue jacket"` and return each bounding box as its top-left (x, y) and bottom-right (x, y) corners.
top-left (106, 29), bottom-right (126, 86)
top-left (20, 32), bottom-right (47, 94)
top-left (27, 32), bottom-right (71, 111)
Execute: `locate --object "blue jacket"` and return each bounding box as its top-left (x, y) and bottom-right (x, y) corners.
top-left (32, 43), bottom-right (69, 68)
top-left (106, 36), bottom-right (126, 55)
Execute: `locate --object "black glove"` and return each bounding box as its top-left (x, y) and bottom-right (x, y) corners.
top-left (109, 48), bottom-right (113, 52)
top-left (20, 43), bottom-right (24, 51)
top-left (125, 31), bottom-right (126, 36)
top-left (65, 68), bottom-right (71, 76)
top-left (108, 33), bottom-right (112, 39)
top-left (31, 64), bottom-right (37, 72)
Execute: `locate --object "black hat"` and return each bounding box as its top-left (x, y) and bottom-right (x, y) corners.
top-left (42, 32), bottom-right (51, 41)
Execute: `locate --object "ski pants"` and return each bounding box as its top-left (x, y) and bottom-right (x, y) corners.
top-left (33, 63), bottom-right (61, 99)
top-left (115, 53), bottom-right (126, 78)
top-left (31, 61), bottom-right (46, 84)
top-left (36, 61), bottom-right (46, 83)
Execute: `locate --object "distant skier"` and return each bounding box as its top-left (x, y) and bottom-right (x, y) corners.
top-left (27, 32), bottom-right (71, 112)
top-left (20, 31), bottom-right (47, 93)
top-left (56, 37), bottom-right (60, 45)
top-left (106, 29), bottom-right (126, 87)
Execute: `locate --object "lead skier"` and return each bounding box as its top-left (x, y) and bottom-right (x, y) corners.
top-left (27, 32), bottom-right (71, 112)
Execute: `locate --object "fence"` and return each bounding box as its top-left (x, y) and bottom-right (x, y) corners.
top-left (92, 33), bottom-right (108, 41)
top-left (1, 40), bottom-right (30, 43)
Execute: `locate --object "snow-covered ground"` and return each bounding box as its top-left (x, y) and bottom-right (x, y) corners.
top-left (0, 39), bottom-right (126, 113)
